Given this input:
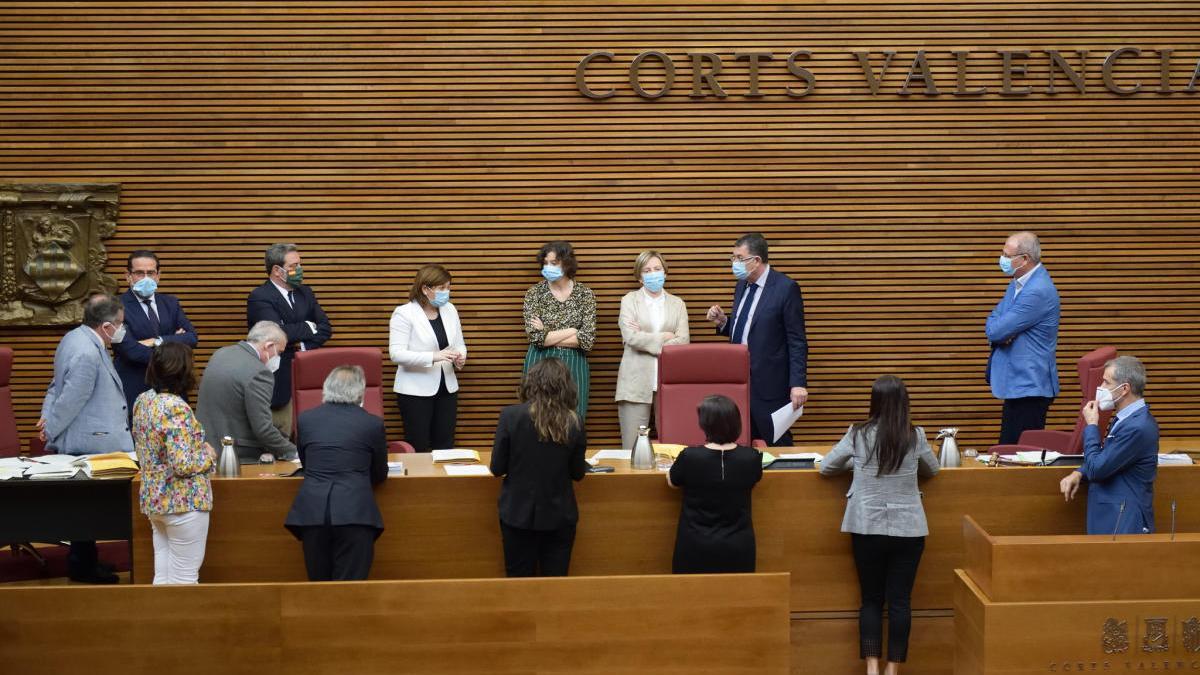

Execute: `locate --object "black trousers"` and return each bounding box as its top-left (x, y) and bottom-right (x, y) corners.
top-left (999, 396), bottom-right (1054, 444)
top-left (396, 378), bottom-right (457, 452)
top-left (851, 534), bottom-right (925, 663)
top-left (299, 524), bottom-right (378, 581)
top-left (499, 521), bottom-right (576, 577)
top-left (750, 408), bottom-right (793, 447)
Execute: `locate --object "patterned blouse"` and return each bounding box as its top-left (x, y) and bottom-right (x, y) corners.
top-left (133, 390), bottom-right (215, 515)
top-left (523, 280), bottom-right (597, 352)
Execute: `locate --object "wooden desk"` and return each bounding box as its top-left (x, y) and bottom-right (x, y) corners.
top-left (0, 572), bottom-right (791, 674)
top-left (130, 451), bottom-right (1200, 674)
top-left (955, 517), bottom-right (1200, 674)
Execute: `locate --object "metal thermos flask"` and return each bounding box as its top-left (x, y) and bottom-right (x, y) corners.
top-left (631, 426), bottom-right (654, 470)
top-left (217, 435), bottom-right (240, 478)
top-left (936, 428), bottom-right (961, 468)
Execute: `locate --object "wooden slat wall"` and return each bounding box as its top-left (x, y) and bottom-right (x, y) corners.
top-left (0, 1), bottom-right (1198, 449)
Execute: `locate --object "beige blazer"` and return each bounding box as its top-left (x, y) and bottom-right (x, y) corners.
top-left (615, 290), bottom-right (689, 404)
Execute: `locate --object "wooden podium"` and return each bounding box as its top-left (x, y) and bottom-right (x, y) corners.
top-left (955, 515), bottom-right (1200, 673)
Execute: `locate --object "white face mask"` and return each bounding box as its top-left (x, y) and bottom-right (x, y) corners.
top-left (1095, 384), bottom-right (1123, 411)
top-left (264, 345), bottom-right (281, 373)
top-left (106, 322), bottom-right (126, 344)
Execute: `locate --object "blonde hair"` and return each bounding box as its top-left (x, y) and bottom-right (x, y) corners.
top-left (633, 250), bottom-right (667, 280)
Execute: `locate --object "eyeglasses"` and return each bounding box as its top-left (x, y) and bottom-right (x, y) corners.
top-left (728, 255), bottom-right (759, 264)
top-left (128, 270), bottom-right (158, 279)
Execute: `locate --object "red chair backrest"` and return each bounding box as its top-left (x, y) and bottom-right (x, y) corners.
top-left (655, 343), bottom-right (753, 447)
top-left (291, 348), bottom-right (387, 432)
top-left (1064, 346), bottom-right (1118, 453)
top-left (0, 347), bottom-right (21, 457)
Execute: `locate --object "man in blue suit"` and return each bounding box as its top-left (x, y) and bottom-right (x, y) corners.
top-left (112, 250), bottom-right (199, 417)
top-left (1060, 356), bottom-right (1158, 535)
top-left (985, 231), bottom-right (1060, 444)
top-left (247, 243), bottom-right (333, 438)
top-left (707, 233), bottom-right (808, 446)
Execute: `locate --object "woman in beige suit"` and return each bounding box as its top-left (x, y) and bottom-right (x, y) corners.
top-left (615, 250), bottom-right (690, 449)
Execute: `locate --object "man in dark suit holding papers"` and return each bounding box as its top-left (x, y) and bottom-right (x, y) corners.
top-left (707, 233), bottom-right (808, 446)
top-left (1059, 356), bottom-right (1159, 535)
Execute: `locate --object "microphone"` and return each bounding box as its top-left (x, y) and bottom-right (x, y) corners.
top-left (1112, 500), bottom-right (1127, 540)
top-left (1171, 499), bottom-right (1177, 541)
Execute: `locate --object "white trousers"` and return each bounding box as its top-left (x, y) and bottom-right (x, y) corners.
top-left (148, 510), bottom-right (210, 585)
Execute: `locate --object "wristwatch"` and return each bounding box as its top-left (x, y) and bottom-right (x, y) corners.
top-left (154, 337), bottom-right (163, 347)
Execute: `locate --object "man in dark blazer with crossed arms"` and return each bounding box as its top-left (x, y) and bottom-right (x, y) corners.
top-left (707, 233), bottom-right (809, 446)
top-left (247, 243), bottom-right (333, 437)
top-left (112, 250), bottom-right (199, 418)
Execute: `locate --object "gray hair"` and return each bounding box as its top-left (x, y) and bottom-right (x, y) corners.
top-left (322, 365), bottom-right (366, 405)
top-left (1010, 231), bottom-right (1042, 263)
top-left (1106, 355), bottom-right (1147, 397)
top-left (265, 243), bottom-right (299, 274)
top-left (82, 293), bottom-right (122, 328)
top-left (734, 233), bottom-right (769, 263)
top-left (246, 320), bottom-right (286, 346)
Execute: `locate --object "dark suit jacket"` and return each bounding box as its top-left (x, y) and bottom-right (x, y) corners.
top-left (284, 403), bottom-right (387, 536)
top-left (112, 291), bottom-right (198, 414)
top-left (1080, 403), bottom-right (1159, 535)
top-left (490, 403), bottom-right (588, 531)
top-left (717, 267), bottom-right (809, 436)
top-left (246, 280), bottom-right (333, 408)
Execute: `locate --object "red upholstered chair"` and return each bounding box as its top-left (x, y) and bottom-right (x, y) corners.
top-left (1, 346), bottom-right (50, 564)
top-left (291, 347), bottom-right (414, 453)
top-left (989, 346), bottom-right (1117, 455)
top-left (655, 343), bottom-right (758, 447)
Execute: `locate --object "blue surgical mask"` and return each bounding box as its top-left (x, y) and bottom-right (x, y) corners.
top-left (642, 271), bottom-right (665, 293)
top-left (430, 289), bottom-right (450, 308)
top-left (732, 260), bottom-right (750, 280)
top-left (998, 255), bottom-right (1014, 275)
top-left (542, 264), bottom-right (563, 282)
top-left (132, 276), bottom-right (157, 299)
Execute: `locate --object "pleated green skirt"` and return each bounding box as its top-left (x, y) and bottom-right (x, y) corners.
top-left (523, 345), bottom-right (590, 422)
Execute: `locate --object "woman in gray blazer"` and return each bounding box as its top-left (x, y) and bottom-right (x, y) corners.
top-left (615, 250), bottom-right (689, 449)
top-left (819, 375), bottom-right (939, 675)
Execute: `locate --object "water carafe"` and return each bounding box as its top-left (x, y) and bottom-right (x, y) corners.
top-left (631, 425), bottom-right (654, 470)
top-left (936, 428), bottom-right (961, 468)
top-left (217, 435), bottom-right (240, 478)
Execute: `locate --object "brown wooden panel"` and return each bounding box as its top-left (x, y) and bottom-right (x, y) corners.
top-left (791, 612), bottom-right (954, 674)
top-left (0, 1), bottom-right (1198, 451)
top-left (0, 573), bottom-right (791, 675)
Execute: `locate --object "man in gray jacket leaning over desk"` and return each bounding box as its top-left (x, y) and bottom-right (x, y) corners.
top-left (197, 321), bottom-right (296, 464)
top-left (39, 293), bottom-right (134, 584)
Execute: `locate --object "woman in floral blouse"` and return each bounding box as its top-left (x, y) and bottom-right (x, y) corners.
top-left (132, 342), bottom-right (216, 585)
top-left (523, 241), bottom-right (596, 422)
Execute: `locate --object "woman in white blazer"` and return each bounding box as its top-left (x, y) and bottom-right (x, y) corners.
top-left (615, 250), bottom-right (690, 449)
top-left (389, 264), bottom-right (467, 452)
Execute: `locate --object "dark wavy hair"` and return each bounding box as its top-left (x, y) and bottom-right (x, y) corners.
top-left (519, 358), bottom-right (579, 445)
top-left (145, 342), bottom-right (197, 398)
top-left (851, 375), bottom-right (917, 476)
top-left (538, 241), bottom-right (578, 279)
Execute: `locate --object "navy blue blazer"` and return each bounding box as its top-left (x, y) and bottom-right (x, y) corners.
top-left (717, 267), bottom-right (809, 437)
top-left (284, 402), bottom-right (387, 536)
top-left (111, 290), bottom-right (198, 414)
top-left (246, 280), bottom-right (333, 409)
top-left (1079, 403), bottom-right (1158, 535)
top-left (985, 265), bottom-right (1060, 400)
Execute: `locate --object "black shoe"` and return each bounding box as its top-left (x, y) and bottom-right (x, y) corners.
top-left (68, 564), bottom-right (118, 584)
top-left (96, 561), bottom-right (116, 575)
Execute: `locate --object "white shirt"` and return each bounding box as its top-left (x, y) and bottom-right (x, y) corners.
top-left (1013, 263), bottom-right (1042, 298)
top-left (270, 278), bottom-right (316, 349)
top-left (641, 288), bottom-right (667, 391)
top-left (730, 265), bottom-right (770, 345)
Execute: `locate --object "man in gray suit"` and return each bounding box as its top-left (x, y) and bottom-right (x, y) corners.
top-left (196, 321), bottom-right (296, 463)
top-left (38, 293), bottom-right (133, 584)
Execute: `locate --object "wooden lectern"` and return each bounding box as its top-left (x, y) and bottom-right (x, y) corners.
top-left (955, 515), bottom-right (1200, 673)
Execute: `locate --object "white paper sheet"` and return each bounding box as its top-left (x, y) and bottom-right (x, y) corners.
top-left (590, 449), bottom-right (632, 461)
top-left (770, 403), bottom-right (804, 443)
top-left (778, 452), bottom-right (823, 461)
top-left (443, 464), bottom-right (492, 477)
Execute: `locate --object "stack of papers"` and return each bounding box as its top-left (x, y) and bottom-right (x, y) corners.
top-left (81, 452), bottom-right (139, 479)
top-left (652, 444), bottom-right (686, 460)
top-left (23, 458), bottom-right (81, 480)
top-left (387, 461), bottom-right (407, 475)
top-left (443, 464), bottom-right (491, 477)
top-left (589, 449), bottom-right (631, 463)
top-left (431, 449), bottom-right (481, 464)
top-left (0, 457), bottom-right (24, 480)
top-left (1158, 453), bottom-right (1194, 465)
